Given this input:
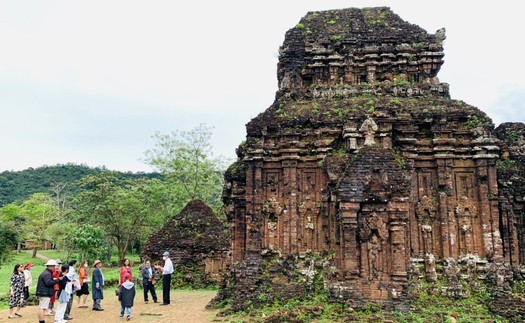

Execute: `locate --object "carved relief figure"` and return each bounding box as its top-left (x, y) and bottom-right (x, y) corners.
top-left (359, 212), bottom-right (388, 279)
top-left (416, 195), bottom-right (437, 255)
top-left (368, 234), bottom-right (382, 278)
top-left (267, 222), bottom-right (277, 250)
top-left (262, 197), bottom-right (283, 250)
top-left (303, 172), bottom-right (316, 195)
top-left (266, 173), bottom-right (280, 195)
top-left (455, 196), bottom-right (478, 255)
top-left (359, 117), bottom-right (378, 146)
top-left (299, 201), bottom-right (318, 251)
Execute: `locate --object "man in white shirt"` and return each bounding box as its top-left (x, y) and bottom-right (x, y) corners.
top-left (155, 251), bottom-right (173, 305)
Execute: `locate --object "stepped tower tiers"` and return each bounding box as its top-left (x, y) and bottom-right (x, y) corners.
top-left (216, 7), bottom-right (525, 310)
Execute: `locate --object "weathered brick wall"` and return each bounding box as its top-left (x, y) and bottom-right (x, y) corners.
top-left (496, 123), bottom-right (525, 267)
top-left (142, 200), bottom-right (229, 285)
top-left (213, 6), bottom-right (524, 312)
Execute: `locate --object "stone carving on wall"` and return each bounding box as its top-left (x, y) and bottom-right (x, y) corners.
top-left (263, 196), bottom-right (283, 216)
top-left (455, 196), bottom-right (478, 255)
top-left (263, 197), bottom-right (284, 251)
top-left (266, 172), bottom-right (280, 195)
top-left (359, 212), bottom-right (388, 279)
top-left (298, 200), bottom-right (319, 251)
top-left (416, 195), bottom-right (437, 255)
top-left (360, 117), bottom-right (378, 146)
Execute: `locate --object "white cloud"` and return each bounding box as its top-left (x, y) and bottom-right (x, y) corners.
top-left (0, 0), bottom-right (524, 172)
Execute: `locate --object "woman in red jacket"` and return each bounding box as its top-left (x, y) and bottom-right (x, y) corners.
top-left (119, 259), bottom-right (133, 286)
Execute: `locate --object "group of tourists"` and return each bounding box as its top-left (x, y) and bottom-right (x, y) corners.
top-left (7, 251), bottom-right (174, 322)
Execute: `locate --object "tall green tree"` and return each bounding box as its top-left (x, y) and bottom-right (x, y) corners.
top-left (143, 123), bottom-right (228, 212)
top-left (18, 193), bottom-right (57, 257)
top-left (0, 203), bottom-right (25, 252)
top-left (72, 224), bottom-right (106, 261)
top-left (0, 222), bottom-right (19, 266)
top-left (75, 172), bottom-right (164, 263)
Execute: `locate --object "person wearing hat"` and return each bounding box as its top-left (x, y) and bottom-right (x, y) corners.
top-left (22, 263), bottom-right (34, 306)
top-left (47, 259), bottom-right (62, 316)
top-left (35, 259), bottom-right (61, 323)
top-left (91, 260), bottom-right (105, 311)
top-left (154, 252), bottom-right (173, 305)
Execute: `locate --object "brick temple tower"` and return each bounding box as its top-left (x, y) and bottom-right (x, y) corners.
top-left (215, 7), bottom-right (524, 310)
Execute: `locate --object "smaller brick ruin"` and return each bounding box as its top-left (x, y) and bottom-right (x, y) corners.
top-left (141, 199), bottom-right (230, 285)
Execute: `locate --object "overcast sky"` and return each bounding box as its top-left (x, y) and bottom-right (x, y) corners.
top-left (0, 1), bottom-right (523, 173)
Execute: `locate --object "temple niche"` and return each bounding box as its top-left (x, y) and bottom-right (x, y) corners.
top-left (214, 7), bottom-right (525, 310)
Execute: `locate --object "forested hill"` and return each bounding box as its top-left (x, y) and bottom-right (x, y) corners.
top-left (0, 163), bottom-right (162, 206)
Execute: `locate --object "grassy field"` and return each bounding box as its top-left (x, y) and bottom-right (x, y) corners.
top-left (0, 249), bottom-right (143, 310)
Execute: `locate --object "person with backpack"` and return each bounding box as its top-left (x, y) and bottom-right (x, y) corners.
top-left (118, 273), bottom-right (135, 320)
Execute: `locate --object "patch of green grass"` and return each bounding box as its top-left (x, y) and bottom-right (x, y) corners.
top-left (0, 251), bottom-right (48, 309)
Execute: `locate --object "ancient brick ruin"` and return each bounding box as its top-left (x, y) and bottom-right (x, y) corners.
top-left (214, 7), bottom-right (525, 312)
top-left (142, 200), bottom-right (229, 286)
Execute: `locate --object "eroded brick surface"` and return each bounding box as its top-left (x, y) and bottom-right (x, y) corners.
top-left (213, 7), bottom-right (525, 311)
top-left (142, 200), bottom-right (229, 285)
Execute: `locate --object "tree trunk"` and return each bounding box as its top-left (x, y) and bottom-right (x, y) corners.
top-left (32, 248), bottom-right (37, 258)
top-left (117, 240), bottom-right (128, 266)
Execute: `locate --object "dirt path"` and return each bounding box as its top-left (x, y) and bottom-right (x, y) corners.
top-left (0, 290), bottom-right (220, 323)
top-left (22, 250), bottom-right (50, 261)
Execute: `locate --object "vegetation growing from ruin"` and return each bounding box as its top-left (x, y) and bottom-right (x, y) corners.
top-left (507, 129), bottom-right (520, 144)
top-left (497, 158), bottom-right (518, 169)
top-left (221, 256), bottom-right (508, 322)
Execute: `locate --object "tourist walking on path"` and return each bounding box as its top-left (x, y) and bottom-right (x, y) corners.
top-left (119, 258), bottom-right (133, 286)
top-left (7, 264), bottom-right (25, 319)
top-left (141, 259), bottom-right (158, 303)
top-left (22, 262), bottom-right (34, 306)
top-left (36, 259), bottom-right (60, 323)
top-left (118, 273), bottom-right (136, 320)
top-left (55, 264), bottom-right (71, 323)
top-left (76, 260), bottom-right (90, 308)
top-left (91, 260), bottom-right (105, 311)
top-left (63, 260), bottom-right (78, 320)
top-left (154, 251), bottom-right (173, 305)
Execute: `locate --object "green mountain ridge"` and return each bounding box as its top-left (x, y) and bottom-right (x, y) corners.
top-left (0, 163), bottom-right (162, 207)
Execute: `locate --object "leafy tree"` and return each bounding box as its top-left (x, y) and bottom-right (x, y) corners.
top-left (45, 222), bottom-right (76, 260)
top-left (0, 222), bottom-right (19, 266)
top-left (19, 193), bottom-right (57, 257)
top-left (72, 224), bottom-right (107, 261)
top-left (75, 172), bottom-right (164, 264)
top-left (143, 123), bottom-right (228, 212)
top-left (0, 203), bottom-right (26, 252)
